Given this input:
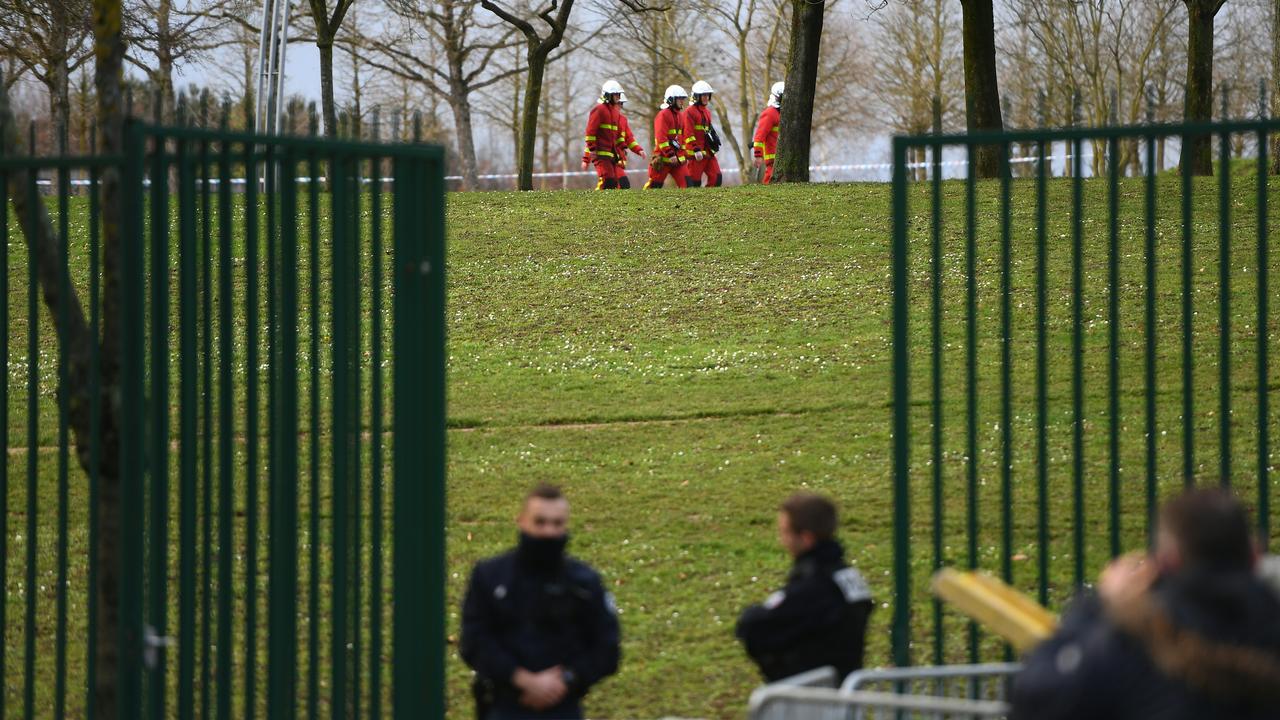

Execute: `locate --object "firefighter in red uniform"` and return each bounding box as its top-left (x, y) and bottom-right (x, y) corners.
top-left (615, 93), bottom-right (645, 189)
top-left (753, 81), bottom-right (783, 184)
top-left (584, 80), bottom-right (625, 190)
top-left (644, 85), bottom-right (689, 190)
top-left (683, 81), bottom-right (723, 187)
top-left (582, 90), bottom-right (645, 189)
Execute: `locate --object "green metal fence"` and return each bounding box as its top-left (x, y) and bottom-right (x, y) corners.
top-left (890, 116), bottom-right (1279, 667)
top-left (1, 110), bottom-right (446, 718)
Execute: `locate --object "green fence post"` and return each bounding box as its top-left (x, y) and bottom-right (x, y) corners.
top-left (889, 137), bottom-right (912, 669)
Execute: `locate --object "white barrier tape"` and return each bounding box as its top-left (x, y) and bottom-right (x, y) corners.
top-left (26, 154), bottom-right (1093, 186)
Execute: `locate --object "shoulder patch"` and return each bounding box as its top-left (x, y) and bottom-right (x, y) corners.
top-left (832, 567), bottom-right (872, 603)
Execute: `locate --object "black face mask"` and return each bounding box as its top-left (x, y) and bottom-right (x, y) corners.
top-left (517, 532), bottom-right (568, 571)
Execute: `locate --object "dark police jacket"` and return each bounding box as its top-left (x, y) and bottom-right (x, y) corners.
top-left (1012, 569), bottom-right (1280, 720)
top-left (736, 540), bottom-right (874, 682)
top-left (460, 548), bottom-right (620, 718)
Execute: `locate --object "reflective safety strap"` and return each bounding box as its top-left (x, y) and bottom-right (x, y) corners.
top-left (596, 150), bottom-right (616, 157)
top-left (693, 124), bottom-right (708, 131)
top-left (771, 126), bottom-right (779, 133)
top-left (667, 129), bottom-right (679, 135)
top-left (600, 123), bottom-right (619, 130)
top-left (585, 135), bottom-right (596, 141)
top-left (753, 141), bottom-right (766, 148)
top-left (763, 153), bottom-right (776, 160)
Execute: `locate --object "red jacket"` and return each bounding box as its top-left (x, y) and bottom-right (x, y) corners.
top-left (585, 102), bottom-right (624, 160)
top-left (583, 111), bottom-right (644, 166)
top-left (618, 113), bottom-right (643, 165)
top-left (683, 103), bottom-right (714, 155)
top-left (753, 106), bottom-right (781, 161)
top-left (653, 106), bottom-right (687, 164)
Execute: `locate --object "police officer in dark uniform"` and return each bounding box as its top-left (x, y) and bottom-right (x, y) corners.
top-left (461, 483), bottom-right (620, 720)
top-left (736, 492), bottom-right (873, 682)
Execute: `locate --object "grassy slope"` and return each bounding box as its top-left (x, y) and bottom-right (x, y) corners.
top-left (2, 173), bottom-right (1278, 718)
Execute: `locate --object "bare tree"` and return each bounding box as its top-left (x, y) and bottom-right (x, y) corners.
top-left (772, 0), bottom-right (824, 182)
top-left (960, 0), bottom-right (1003, 177)
top-left (126, 0), bottom-right (230, 122)
top-left (1181, 0), bottom-right (1226, 175)
top-left (1273, 0), bottom-right (1279, 172)
top-left (367, 0), bottom-right (517, 188)
top-left (307, 0), bottom-right (357, 136)
top-left (480, 0), bottom-right (576, 190)
top-left (0, 0), bottom-right (93, 138)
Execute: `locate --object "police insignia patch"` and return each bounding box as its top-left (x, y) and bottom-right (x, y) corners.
top-left (832, 568), bottom-right (872, 603)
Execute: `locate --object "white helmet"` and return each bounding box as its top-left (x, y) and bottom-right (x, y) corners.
top-left (664, 84), bottom-right (688, 102)
top-left (691, 80), bottom-right (714, 96)
top-left (618, 91), bottom-right (628, 103)
top-left (601, 79), bottom-right (624, 97)
top-left (770, 81), bottom-right (785, 99)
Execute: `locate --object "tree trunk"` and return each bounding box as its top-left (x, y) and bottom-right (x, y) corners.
top-left (90, 0), bottom-right (128, 714)
top-left (1271, 0), bottom-right (1279, 173)
top-left (318, 39), bottom-right (337, 137)
top-left (516, 48), bottom-right (548, 191)
top-left (447, 83), bottom-right (480, 189)
top-left (736, 34), bottom-right (753, 173)
top-left (1181, 0), bottom-right (1217, 176)
top-left (960, 0), bottom-right (1004, 179)
top-left (773, 0), bottom-right (823, 183)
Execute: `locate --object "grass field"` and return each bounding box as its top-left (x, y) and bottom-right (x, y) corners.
top-left (3, 172), bottom-right (1280, 718)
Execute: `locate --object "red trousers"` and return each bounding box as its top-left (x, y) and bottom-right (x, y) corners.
top-left (645, 160), bottom-right (687, 189)
top-left (593, 158), bottom-right (619, 189)
top-left (761, 160), bottom-right (774, 184)
top-left (686, 154), bottom-right (722, 187)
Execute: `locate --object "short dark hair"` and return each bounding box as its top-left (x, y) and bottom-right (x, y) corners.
top-left (1160, 488), bottom-right (1254, 573)
top-left (781, 492), bottom-right (838, 540)
top-left (525, 482), bottom-right (565, 505)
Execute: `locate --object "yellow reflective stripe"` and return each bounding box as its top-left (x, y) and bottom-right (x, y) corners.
top-left (771, 127), bottom-right (779, 133)
top-left (763, 153), bottom-right (776, 160)
top-left (693, 124), bottom-right (708, 130)
top-left (585, 135), bottom-right (596, 141)
top-left (600, 123), bottom-right (619, 130)
top-left (753, 141), bottom-right (765, 148)
top-left (596, 150), bottom-right (616, 157)
top-left (667, 129), bottom-right (679, 135)
top-left (683, 137), bottom-right (695, 144)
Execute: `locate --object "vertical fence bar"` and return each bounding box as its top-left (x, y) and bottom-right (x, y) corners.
top-left (120, 116), bottom-right (148, 720)
top-left (348, 153), bottom-right (364, 720)
top-left (1219, 125), bottom-right (1232, 486)
top-left (1071, 136), bottom-right (1085, 588)
top-left (391, 149), bottom-right (446, 720)
top-left (148, 124), bottom-right (173, 720)
top-left (1107, 130), bottom-right (1121, 559)
top-left (55, 125), bottom-right (71, 720)
top-left (331, 147), bottom-right (351, 718)
top-left (86, 137), bottom-right (100, 720)
top-left (1035, 131), bottom-right (1049, 606)
top-left (24, 125), bottom-right (39, 720)
top-left (1182, 135), bottom-right (1195, 486)
top-left (216, 123), bottom-right (235, 720)
top-left (306, 126), bottom-right (321, 720)
top-left (1145, 130), bottom-right (1159, 532)
top-left (369, 120), bottom-right (386, 720)
top-left (963, 142), bottom-right (979, 663)
top-left (177, 127), bottom-right (198, 720)
top-left (929, 134), bottom-right (944, 666)
top-left (889, 137), bottom-right (912, 670)
top-left (268, 143), bottom-right (300, 720)
top-left (0, 114), bottom-right (9, 720)
top-left (199, 124), bottom-right (214, 720)
top-left (242, 131), bottom-right (261, 720)
top-left (999, 142), bottom-right (1013, 597)
top-left (1258, 124), bottom-right (1271, 547)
